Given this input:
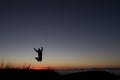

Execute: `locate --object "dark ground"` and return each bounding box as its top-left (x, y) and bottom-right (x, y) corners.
top-left (0, 69), bottom-right (120, 80)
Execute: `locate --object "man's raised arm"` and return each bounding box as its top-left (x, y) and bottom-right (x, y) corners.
top-left (41, 47), bottom-right (43, 52)
top-left (34, 48), bottom-right (38, 52)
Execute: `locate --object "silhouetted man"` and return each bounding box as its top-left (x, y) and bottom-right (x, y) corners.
top-left (34, 47), bottom-right (43, 62)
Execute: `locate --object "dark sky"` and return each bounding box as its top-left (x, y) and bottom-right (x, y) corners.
top-left (0, 0), bottom-right (120, 68)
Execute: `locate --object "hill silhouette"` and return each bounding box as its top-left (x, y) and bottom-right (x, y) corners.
top-left (62, 70), bottom-right (119, 80)
top-left (0, 69), bottom-right (60, 80)
top-left (0, 68), bottom-right (119, 80)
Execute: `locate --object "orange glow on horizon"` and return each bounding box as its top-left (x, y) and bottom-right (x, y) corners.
top-left (0, 61), bottom-right (120, 70)
top-left (30, 64), bottom-right (120, 70)
top-left (0, 64), bottom-right (120, 70)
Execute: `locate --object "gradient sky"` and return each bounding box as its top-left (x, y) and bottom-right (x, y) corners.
top-left (0, 0), bottom-right (120, 69)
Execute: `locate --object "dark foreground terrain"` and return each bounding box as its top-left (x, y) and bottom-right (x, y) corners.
top-left (0, 69), bottom-right (120, 80)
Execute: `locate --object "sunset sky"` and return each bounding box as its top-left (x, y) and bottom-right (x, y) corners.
top-left (0, 0), bottom-right (120, 69)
